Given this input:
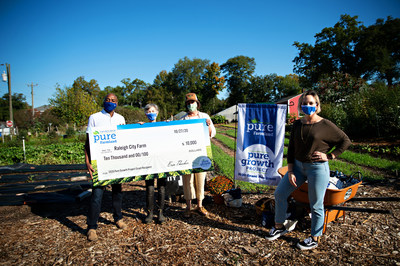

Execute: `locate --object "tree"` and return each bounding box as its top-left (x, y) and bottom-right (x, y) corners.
top-left (248, 74), bottom-right (277, 103)
top-left (293, 14), bottom-right (364, 86)
top-left (315, 72), bottom-right (368, 103)
top-left (49, 84), bottom-right (100, 126)
top-left (356, 17), bottom-right (400, 85)
top-left (72, 76), bottom-right (102, 104)
top-left (0, 93), bottom-right (29, 122)
top-left (120, 78), bottom-right (149, 107)
top-left (170, 57), bottom-right (210, 111)
top-left (221, 56), bottom-right (256, 106)
top-left (201, 62), bottom-right (225, 113)
top-left (145, 70), bottom-right (176, 120)
top-left (274, 74), bottom-right (302, 100)
top-left (293, 14), bottom-right (400, 87)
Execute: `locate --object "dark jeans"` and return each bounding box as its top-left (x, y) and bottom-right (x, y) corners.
top-left (87, 184), bottom-right (123, 230)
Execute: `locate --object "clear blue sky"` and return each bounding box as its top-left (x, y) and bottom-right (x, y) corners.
top-left (1, 0), bottom-right (399, 108)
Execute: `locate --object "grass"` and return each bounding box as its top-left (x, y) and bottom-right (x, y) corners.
top-left (328, 160), bottom-right (385, 181)
top-left (338, 150), bottom-right (400, 173)
top-left (214, 134), bottom-right (236, 150)
top-left (211, 144), bottom-right (270, 193)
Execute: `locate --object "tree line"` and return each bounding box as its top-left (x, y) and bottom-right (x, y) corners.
top-left (2, 14), bottom-right (399, 139)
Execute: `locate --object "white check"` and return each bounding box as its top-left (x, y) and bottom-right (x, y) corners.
top-left (88, 119), bottom-right (213, 181)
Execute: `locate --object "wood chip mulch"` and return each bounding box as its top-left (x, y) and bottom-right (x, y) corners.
top-left (0, 176), bottom-right (399, 265)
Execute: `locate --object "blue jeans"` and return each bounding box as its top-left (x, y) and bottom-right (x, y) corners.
top-left (87, 184), bottom-right (123, 230)
top-left (274, 159), bottom-right (330, 236)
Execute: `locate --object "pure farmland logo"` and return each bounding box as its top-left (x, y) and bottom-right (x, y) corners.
top-left (246, 118), bottom-right (274, 136)
top-left (242, 105), bottom-right (277, 153)
top-left (93, 130), bottom-right (117, 144)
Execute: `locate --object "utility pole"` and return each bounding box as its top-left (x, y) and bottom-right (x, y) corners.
top-left (1, 63), bottom-right (13, 138)
top-left (27, 83), bottom-right (38, 118)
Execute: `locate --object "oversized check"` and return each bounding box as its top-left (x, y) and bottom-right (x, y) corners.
top-left (88, 119), bottom-right (213, 186)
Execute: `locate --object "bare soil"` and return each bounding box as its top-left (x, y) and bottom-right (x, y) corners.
top-left (0, 133), bottom-right (400, 265)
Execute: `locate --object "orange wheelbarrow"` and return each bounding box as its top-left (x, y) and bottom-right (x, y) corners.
top-left (278, 166), bottom-right (365, 233)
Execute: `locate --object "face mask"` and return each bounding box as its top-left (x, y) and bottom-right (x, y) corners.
top-left (146, 112), bottom-right (157, 121)
top-left (187, 102), bottom-right (197, 112)
top-left (301, 105), bottom-right (316, 115)
top-left (104, 101), bottom-right (117, 113)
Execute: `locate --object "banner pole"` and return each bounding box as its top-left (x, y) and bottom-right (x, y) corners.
top-left (233, 104), bottom-right (238, 188)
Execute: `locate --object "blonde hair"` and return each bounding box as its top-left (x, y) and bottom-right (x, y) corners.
top-left (298, 90), bottom-right (321, 114)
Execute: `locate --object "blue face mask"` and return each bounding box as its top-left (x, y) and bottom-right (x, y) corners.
top-left (146, 112), bottom-right (157, 121)
top-left (301, 105), bottom-right (316, 115)
top-left (104, 101), bottom-right (117, 113)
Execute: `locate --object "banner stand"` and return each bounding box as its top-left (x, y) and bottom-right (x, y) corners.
top-left (233, 104), bottom-right (238, 188)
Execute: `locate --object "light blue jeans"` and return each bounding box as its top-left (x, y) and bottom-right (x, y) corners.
top-left (274, 159), bottom-right (330, 236)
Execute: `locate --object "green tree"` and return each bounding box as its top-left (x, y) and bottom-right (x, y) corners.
top-left (275, 74), bottom-right (302, 101)
top-left (248, 74), bottom-right (276, 103)
top-left (49, 84), bottom-right (100, 126)
top-left (120, 78), bottom-right (149, 107)
top-left (0, 93), bottom-right (29, 122)
top-left (201, 62), bottom-right (225, 113)
top-left (356, 16), bottom-right (400, 85)
top-left (221, 55), bottom-right (256, 106)
top-left (170, 57), bottom-right (210, 111)
top-left (293, 14), bottom-right (364, 86)
top-left (72, 76), bottom-right (101, 104)
top-left (145, 70), bottom-right (176, 120)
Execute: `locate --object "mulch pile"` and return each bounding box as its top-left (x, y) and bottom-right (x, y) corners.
top-left (0, 175), bottom-right (399, 265)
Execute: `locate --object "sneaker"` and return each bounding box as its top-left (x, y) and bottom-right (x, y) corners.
top-left (265, 226), bottom-right (288, 241)
top-left (297, 236), bottom-right (318, 250)
top-left (116, 219), bottom-right (127, 230)
top-left (87, 229), bottom-right (98, 241)
top-left (196, 206), bottom-right (208, 216)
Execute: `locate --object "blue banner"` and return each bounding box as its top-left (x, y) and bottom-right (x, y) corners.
top-left (235, 104), bottom-right (287, 186)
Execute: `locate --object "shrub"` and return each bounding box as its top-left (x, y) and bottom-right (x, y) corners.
top-left (211, 115), bottom-right (226, 124)
top-left (65, 127), bottom-right (76, 138)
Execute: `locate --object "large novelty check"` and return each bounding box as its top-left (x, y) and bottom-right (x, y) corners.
top-left (88, 119), bottom-right (213, 186)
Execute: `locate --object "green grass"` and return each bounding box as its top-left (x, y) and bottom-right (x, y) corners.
top-left (338, 150), bottom-right (400, 172)
top-left (214, 134), bottom-right (236, 150)
top-left (328, 160), bottom-right (385, 181)
top-left (211, 144), bottom-right (271, 192)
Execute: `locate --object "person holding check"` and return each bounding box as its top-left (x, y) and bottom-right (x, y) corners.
top-left (84, 93), bottom-right (127, 241)
top-left (139, 103), bottom-right (167, 224)
top-left (180, 93), bottom-right (216, 217)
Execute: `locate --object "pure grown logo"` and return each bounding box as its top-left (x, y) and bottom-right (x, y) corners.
top-left (93, 130), bottom-right (117, 144)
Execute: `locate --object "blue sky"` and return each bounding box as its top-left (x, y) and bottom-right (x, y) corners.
top-left (1, 0), bottom-right (399, 108)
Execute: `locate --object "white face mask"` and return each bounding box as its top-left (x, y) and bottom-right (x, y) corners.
top-left (187, 102), bottom-right (197, 112)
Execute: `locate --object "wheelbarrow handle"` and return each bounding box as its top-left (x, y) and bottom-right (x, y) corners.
top-left (349, 197), bottom-right (400, 202)
top-left (326, 206), bottom-right (391, 214)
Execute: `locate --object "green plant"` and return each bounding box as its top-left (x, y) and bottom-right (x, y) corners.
top-left (211, 115), bottom-right (226, 124)
top-left (65, 127), bottom-right (76, 138)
